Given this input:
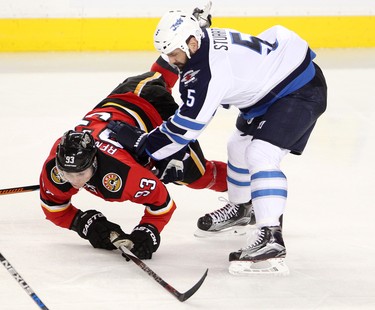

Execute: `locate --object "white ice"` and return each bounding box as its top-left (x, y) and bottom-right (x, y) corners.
top-left (0, 49), bottom-right (374, 309)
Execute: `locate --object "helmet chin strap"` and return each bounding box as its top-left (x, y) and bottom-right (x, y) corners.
top-left (91, 157), bottom-right (98, 174)
top-left (185, 48), bottom-right (191, 59)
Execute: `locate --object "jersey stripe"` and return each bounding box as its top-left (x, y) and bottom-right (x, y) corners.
top-left (134, 72), bottom-right (162, 96)
top-left (102, 102), bottom-right (149, 132)
top-left (41, 200), bottom-right (71, 212)
top-left (145, 198), bottom-right (175, 216)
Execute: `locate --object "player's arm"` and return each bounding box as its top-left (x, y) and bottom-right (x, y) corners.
top-left (40, 177), bottom-right (130, 251)
top-left (119, 162), bottom-right (177, 259)
top-left (125, 163), bottom-right (176, 232)
top-left (40, 152), bottom-right (129, 251)
top-left (39, 151), bottom-right (80, 228)
top-left (150, 56), bottom-right (179, 93)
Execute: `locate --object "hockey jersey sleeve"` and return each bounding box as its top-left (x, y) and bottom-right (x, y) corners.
top-left (39, 140), bottom-right (80, 229)
top-left (150, 55), bottom-right (179, 93)
top-left (145, 37), bottom-right (228, 160)
top-left (143, 26), bottom-right (315, 161)
top-left (114, 152), bottom-right (177, 233)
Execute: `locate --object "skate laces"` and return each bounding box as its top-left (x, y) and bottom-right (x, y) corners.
top-left (244, 228), bottom-right (266, 250)
top-left (208, 197), bottom-right (239, 223)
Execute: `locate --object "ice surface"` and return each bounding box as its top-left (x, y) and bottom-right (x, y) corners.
top-left (1, 49), bottom-right (375, 309)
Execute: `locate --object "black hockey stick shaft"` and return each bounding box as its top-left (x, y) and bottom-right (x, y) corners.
top-left (110, 232), bottom-right (208, 302)
top-left (118, 245), bottom-right (208, 302)
top-left (0, 185), bottom-right (40, 196)
top-left (0, 252), bottom-right (49, 310)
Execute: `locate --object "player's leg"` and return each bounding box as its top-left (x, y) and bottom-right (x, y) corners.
top-left (195, 130), bottom-right (255, 237)
top-left (181, 140), bottom-right (228, 192)
top-left (229, 139), bottom-right (290, 275)
top-left (228, 65), bottom-right (327, 275)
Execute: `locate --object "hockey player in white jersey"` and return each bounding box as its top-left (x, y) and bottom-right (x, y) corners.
top-left (108, 7), bottom-right (327, 275)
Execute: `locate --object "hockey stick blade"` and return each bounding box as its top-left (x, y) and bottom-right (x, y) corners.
top-left (176, 267), bottom-right (208, 302)
top-left (0, 185), bottom-right (40, 196)
top-left (110, 232), bottom-right (208, 302)
top-left (119, 245), bottom-right (208, 302)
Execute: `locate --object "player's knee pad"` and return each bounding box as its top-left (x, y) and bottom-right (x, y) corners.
top-left (227, 129), bottom-right (253, 161)
top-left (245, 139), bottom-right (289, 174)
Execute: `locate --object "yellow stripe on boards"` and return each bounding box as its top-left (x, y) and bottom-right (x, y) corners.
top-left (215, 16), bottom-right (375, 48)
top-left (0, 15), bottom-right (374, 52)
top-left (0, 18), bottom-right (159, 52)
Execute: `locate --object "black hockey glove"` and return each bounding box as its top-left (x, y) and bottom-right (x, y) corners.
top-left (107, 120), bottom-right (148, 158)
top-left (71, 210), bottom-right (129, 250)
top-left (154, 146), bottom-right (187, 183)
top-left (193, 1), bottom-right (212, 28)
top-left (154, 158), bottom-right (184, 184)
top-left (128, 224), bottom-right (160, 259)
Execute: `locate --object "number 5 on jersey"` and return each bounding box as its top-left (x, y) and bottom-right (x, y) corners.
top-left (187, 89), bottom-right (196, 107)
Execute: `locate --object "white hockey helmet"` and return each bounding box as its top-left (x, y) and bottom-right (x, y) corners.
top-left (154, 10), bottom-right (203, 59)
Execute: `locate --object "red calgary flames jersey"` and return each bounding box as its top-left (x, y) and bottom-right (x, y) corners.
top-left (40, 91), bottom-right (177, 233)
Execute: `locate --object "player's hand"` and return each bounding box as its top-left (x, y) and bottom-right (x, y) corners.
top-left (110, 232), bottom-right (135, 261)
top-left (128, 224), bottom-right (160, 259)
top-left (71, 210), bottom-right (129, 250)
top-left (193, 1), bottom-right (212, 28)
top-left (154, 158), bottom-right (184, 184)
top-left (107, 121), bottom-right (147, 157)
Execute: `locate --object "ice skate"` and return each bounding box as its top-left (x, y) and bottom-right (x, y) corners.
top-left (228, 226), bottom-right (289, 275)
top-left (194, 198), bottom-right (255, 238)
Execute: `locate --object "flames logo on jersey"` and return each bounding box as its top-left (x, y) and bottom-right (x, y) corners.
top-left (181, 69), bottom-right (200, 86)
top-left (102, 173), bottom-right (122, 192)
top-left (51, 166), bottom-right (67, 185)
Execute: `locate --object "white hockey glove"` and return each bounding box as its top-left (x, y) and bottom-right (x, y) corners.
top-left (193, 1), bottom-right (212, 28)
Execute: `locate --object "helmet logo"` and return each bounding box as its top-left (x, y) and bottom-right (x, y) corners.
top-left (154, 11), bottom-right (202, 57)
top-left (102, 173), bottom-right (122, 192)
top-left (65, 155), bottom-right (75, 166)
top-left (170, 17), bottom-right (184, 31)
top-left (51, 166), bottom-right (67, 185)
top-left (81, 133), bottom-right (92, 148)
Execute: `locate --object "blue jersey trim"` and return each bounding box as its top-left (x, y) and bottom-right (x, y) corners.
top-left (173, 113), bottom-right (206, 131)
top-left (251, 170), bottom-right (286, 180)
top-left (241, 49), bottom-right (316, 120)
top-left (228, 161), bottom-right (250, 174)
top-left (251, 189), bottom-right (288, 198)
top-left (160, 123), bottom-right (191, 145)
top-left (227, 176), bottom-right (251, 187)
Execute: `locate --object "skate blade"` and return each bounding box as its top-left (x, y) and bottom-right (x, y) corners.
top-left (228, 258), bottom-right (289, 276)
top-left (194, 225), bottom-right (251, 238)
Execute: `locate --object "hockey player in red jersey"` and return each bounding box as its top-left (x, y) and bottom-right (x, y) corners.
top-left (39, 58), bottom-right (227, 260)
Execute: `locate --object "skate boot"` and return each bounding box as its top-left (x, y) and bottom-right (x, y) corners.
top-left (194, 198), bottom-right (255, 237)
top-left (228, 226), bottom-right (289, 275)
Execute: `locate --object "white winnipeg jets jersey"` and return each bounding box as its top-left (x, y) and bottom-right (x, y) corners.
top-left (146, 25), bottom-right (316, 160)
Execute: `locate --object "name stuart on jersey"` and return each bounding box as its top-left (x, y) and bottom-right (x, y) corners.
top-left (211, 28), bottom-right (229, 50)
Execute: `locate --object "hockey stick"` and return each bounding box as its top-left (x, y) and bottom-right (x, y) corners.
top-left (118, 245), bottom-right (208, 302)
top-left (0, 252), bottom-right (49, 310)
top-left (110, 233), bottom-right (208, 302)
top-left (0, 185), bottom-right (40, 196)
